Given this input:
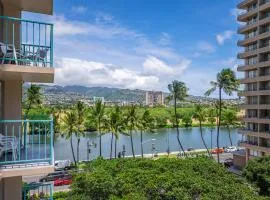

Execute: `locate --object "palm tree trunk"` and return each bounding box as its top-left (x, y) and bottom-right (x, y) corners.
top-left (110, 133), bottom-right (114, 159)
top-left (130, 130), bottom-right (135, 158)
top-left (228, 128), bottom-right (233, 146)
top-left (174, 98), bottom-right (186, 157)
top-left (140, 130), bottom-right (144, 158)
top-left (115, 137), bottom-right (117, 159)
top-left (70, 137), bottom-right (76, 166)
top-left (98, 120), bottom-right (102, 157)
top-left (77, 138), bottom-right (80, 165)
top-left (217, 87), bottom-right (222, 164)
top-left (199, 122), bottom-right (211, 157)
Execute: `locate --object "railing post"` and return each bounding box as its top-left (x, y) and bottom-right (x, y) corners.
top-left (50, 115), bottom-right (54, 165)
top-left (50, 24), bottom-right (54, 67)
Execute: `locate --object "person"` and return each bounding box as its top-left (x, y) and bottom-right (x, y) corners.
top-left (118, 152), bottom-right (121, 158)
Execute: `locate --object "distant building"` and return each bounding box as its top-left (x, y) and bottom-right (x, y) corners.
top-left (145, 91), bottom-right (164, 106)
top-left (93, 96), bottom-right (105, 103)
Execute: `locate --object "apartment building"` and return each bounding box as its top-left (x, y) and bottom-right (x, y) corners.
top-left (0, 0), bottom-right (55, 199)
top-left (237, 0), bottom-right (270, 168)
top-left (145, 91), bottom-right (164, 106)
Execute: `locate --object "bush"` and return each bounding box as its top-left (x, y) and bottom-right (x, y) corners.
top-left (70, 157), bottom-right (261, 200)
top-left (243, 156), bottom-right (270, 196)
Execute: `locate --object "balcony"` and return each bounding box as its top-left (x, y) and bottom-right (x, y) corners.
top-left (0, 119), bottom-right (54, 177)
top-left (239, 140), bottom-right (270, 153)
top-left (237, 60), bottom-right (270, 71)
top-left (0, 16), bottom-right (54, 83)
top-left (238, 7), bottom-right (257, 22)
top-left (237, 0), bottom-right (257, 9)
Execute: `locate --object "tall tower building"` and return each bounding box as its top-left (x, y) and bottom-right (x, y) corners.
top-left (237, 0), bottom-right (270, 167)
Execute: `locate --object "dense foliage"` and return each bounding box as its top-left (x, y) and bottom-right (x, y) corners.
top-left (65, 157), bottom-right (262, 200)
top-left (243, 156), bottom-right (270, 196)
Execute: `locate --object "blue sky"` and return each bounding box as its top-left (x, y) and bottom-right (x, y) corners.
top-left (24, 0), bottom-right (242, 96)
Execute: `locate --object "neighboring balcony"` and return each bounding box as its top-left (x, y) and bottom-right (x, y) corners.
top-left (237, 0), bottom-right (257, 9)
top-left (0, 16), bottom-right (54, 83)
top-left (0, 119), bottom-right (54, 177)
top-left (240, 74), bottom-right (270, 84)
top-left (239, 140), bottom-right (270, 153)
top-left (237, 60), bottom-right (270, 71)
top-left (238, 7), bottom-right (257, 22)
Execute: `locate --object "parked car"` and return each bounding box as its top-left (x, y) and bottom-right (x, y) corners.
top-left (224, 146), bottom-right (238, 153)
top-left (55, 160), bottom-right (72, 171)
top-left (224, 158), bottom-right (233, 168)
top-left (187, 147), bottom-right (194, 151)
top-left (211, 148), bottom-right (224, 154)
top-left (39, 171), bottom-right (70, 182)
top-left (54, 177), bottom-right (72, 187)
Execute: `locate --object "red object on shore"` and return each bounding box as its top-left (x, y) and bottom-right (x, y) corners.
top-left (54, 178), bottom-right (72, 186)
top-left (211, 148), bottom-right (224, 154)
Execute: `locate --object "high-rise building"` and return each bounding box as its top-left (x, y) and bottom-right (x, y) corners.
top-left (145, 91), bottom-right (164, 106)
top-left (0, 0), bottom-right (55, 199)
top-left (237, 0), bottom-right (270, 168)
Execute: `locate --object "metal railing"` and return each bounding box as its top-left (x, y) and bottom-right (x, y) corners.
top-left (23, 183), bottom-right (53, 200)
top-left (0, 119), bottom-right (54, 166)
top-left (0, 16), bottom-right (53, 67)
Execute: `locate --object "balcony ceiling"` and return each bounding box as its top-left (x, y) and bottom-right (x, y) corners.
top-left (1, 0), bottom-right (53, 15)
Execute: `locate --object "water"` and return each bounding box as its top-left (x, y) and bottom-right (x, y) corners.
top-left (54, 127), bottom-right (242, 161)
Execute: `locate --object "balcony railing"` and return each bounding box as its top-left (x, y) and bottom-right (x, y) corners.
top-left (0, 16), bottom-right (53, 68)
top-left (23, 183), bottom-right (53, 200)
top-left (0, 119), bottom-right (54, 167)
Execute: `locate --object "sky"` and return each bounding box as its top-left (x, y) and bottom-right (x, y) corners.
top-left (23, 0), bottom-right (243, 96)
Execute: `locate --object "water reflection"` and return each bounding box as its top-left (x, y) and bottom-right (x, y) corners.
top-left (54, 127), bottom-right (241, 161)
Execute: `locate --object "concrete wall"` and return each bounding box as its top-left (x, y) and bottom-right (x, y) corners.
top-left (0, 176), bottom-right (22, 200)
top-left (2, 80), bottom-right (22, 120)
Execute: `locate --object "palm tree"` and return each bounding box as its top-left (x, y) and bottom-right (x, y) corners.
top-left (222, 109), bottom-right (238, 146)
top-left (51, 105), bottom-right (62, 146)
top-left (24, 84), bottom-right (43, 118)
top-left (126, 105), bottom-right (139, 158)
top-left (139, 110), bottom-right (155, 158)
top-left (107, 105), bottom-right (124, 159)
top-left (194, 104), bottom-right (211, 157)
top-left (61, 111), bottom-right (78, 166)
top-left (91, 100), bottom-right (105, 157)
top-left (75, 101), bottom-right (86, 163)
top-left (207, 108), bottom-right (216, 151)
top-left (205, 68), bottom-right (239, 163)
top-left (167, 80), bottom-right (188, 157)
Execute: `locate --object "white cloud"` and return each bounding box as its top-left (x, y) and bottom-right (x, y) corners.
top-left (230, 8), bottom-right (245, 25)
top-left (52, 15), bottom-right (142, 39)
top-left (194, 41), bottom-right (216, 56)
top-left (159, 32), bottom-right (171, 46)
top-left (55, 58), bottom-right (161, 90)
top-left (71, 5), bottom-right (88, 14)
top-left (216, 30), bottom-right (234, 45)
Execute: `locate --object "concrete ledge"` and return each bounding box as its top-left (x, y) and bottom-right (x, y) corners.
top-left (0, 64), bottom-right (54, 83)
top-left (0, 165), bottom-right (54, 178)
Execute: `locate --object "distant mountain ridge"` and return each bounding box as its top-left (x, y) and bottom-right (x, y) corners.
top-left (23, 84), bottom-right (242, 105)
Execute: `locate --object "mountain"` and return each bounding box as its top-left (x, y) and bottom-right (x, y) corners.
top-left (23, 84), bottom-right (242, 106)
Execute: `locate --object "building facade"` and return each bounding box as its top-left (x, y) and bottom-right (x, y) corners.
top-left (145, 91), bottom-right (164, 106)
top-left (0, 0), bottom-right (55, 199)
top-left (237, 0), bottom-right (270, 167)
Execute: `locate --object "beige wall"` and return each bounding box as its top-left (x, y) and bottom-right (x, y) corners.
top-left (2, 80), bottom-right (22, 120)
top-left (0, 176), bottom-right (22, 200)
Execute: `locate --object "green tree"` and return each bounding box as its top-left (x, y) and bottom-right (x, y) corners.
top-left (243, 156), bottom-right (270, 196)
top-left (207, 108), bottom-right (216, 150)
top-left (205, 68), bottom-right (239, 163)
top-left (138, 110), bottom-right (155, 158)
top-left (167, 81), bottom-right (188, 156)
top-left (181, 112), bottom-right (193, 127)
top-left (24, 84), bottom-right (43, 118)
top-left (126, 105), bottom-right (139, 158)
top-left (107, 105), bottom-right (124, 159)
top-left (61, 111), bottom-right (78, 166)
top-left (51, 105), bottom-right (62, 146)
top-left (222, 109), bottom-right (238, 146)
top-left (75, 101), bottom-right (86, 163)
top-left (91, 100), bottom-right (106, 157)
top-left (193, 104), bottom-right (211, 157)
